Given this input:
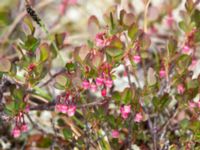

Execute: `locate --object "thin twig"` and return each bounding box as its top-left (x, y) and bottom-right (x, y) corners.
top-left (26, 113), bottom-right (46, 134)
top-left (39, 69), bottom-right (66, 87)
top-left (144, 0), bottom-right (151, 33)
top-left (124, 65), bottom-right (135, 148)
top-left (30, 99), bottom-right (107, 111)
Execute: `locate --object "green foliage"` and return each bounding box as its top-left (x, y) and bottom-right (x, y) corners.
top-left (1, 0), bottom-right (200, 149)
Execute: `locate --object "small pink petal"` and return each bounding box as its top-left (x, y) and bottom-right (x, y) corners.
top-left (82, 80), bottom-right (90, 90)
top-left (111, 130), bottom-right (119, 138)
top-left (105, 79), bottom-right (113, 88)
top-left (61, 105), bottom-right (68, 113)
top-left (121, 112), bottom-right (129, 119)
top-left (95, 32), bottom-right (106, 47)
top-left (188, 59), bottom-right (197, 71)
top-left (21, 124), bottom-right (28, 132)
top-left (120, 105), bottom-right (131, 119)
top-left (90, 83), bottom-right (97, 92)
top-left (177, 84), bottom-right (185, 94)
top-left (133, 55), bottom-right (141, 64)
top-left (182, 45), bottom-right (193, 55)
top-left (159, 69), bottom-right (166, 78)
top-left (166, 16), bottom-right (174, 27)
top-left (55, 104), bottom-right (63, 112)
top-left (96, 77), bottom-right (104, 86)
top-left (134, 113), bottom-right (143, 123)
top-left (189, 101), bottom-right (196, 109)
top-left (12, 127), bottom-right (21, 138)
top-left (67, 105), bottom-right (76, 117)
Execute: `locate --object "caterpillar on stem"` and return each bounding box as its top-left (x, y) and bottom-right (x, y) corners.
top-left (24, 0), bottom-right (65, 64)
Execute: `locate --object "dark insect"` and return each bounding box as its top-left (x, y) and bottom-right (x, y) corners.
top-left (26, 4), bottom-right (41, 26)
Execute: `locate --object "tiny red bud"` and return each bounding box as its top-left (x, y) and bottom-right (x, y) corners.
top-left (101, 88), bottom-right (107, 97)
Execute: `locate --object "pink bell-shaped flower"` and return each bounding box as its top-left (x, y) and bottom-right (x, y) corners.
top-left (134, 113), bottom-right (143, 123)
top-left (90, 83), bottom-right (97, 92)
top-left (96, 77), bottom-right (104, 86)
top-left (82, 80), bottom-right (90, 90)
top-left (105, 79), bottom-right (113, 88)
top-left (67, 105), bottom-right (76, 117)
top-left (12, 127), bottom-right (21, 138)
top-left (111, 130), bottom-right (119, 138)
top-left (133, 55), bottom-right (141, 64)
top-left (21, 123), bottom-right (28, 132)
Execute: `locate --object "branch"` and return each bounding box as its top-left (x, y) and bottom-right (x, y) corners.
top-left (30, 99), bottom-right (107, 111)
top-left (39, 69), bottom-right (66, 87)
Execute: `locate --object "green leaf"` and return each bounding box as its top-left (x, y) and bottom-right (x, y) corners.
top-left (121, 88), bottom-right (133, 104)
top-left (153, 94), bottom-right (170, 112)
top-left (112, 91), bottom-right (121, 103)
top-left (139, 33), bottom-right (151, 50)
top-left (191, 9), bottom-right (200, 28)
top-left (106, 36), bottom-right (124, 58)
top-left (185, 0), bottom-right (194, 14)
top-left (39, 43), bottom-right (49, 62)
top-left (91, 52), bottom-right (104, 69)
top-left (98, 129), bottom-right (111, 150)
top-left (33, 86), bottom-right (52, 101)
top-left (63, 128), bottom-right (72, 139)
top-left (147, 68), bottom-right (156, 86)
top-left (110, 12), bottom-right (115, 32)
top-left (180, 119), bottom-right (189, 129)
top-left (12, 88), bottom-right (24, 101)
top-left (106, 46), bottom-right (123, 58)
top-left (186, 79), bottom-right (199, 89)
top-left (55, 33), bottom-right (66, 49)
top-left (128, 23), bottom-right (138, 41)
top-left (21, 35), bottom-right (40, 52)
top-left (4, 102), bottom-right (15, 116)
top-left (37, 137), bottom-right (52, 148)
top-left (88, 15), bottom-right (100, 36)
top-left (177, 54), bottom-right (191, 70)
top-left (23, 16), bottom-right (35, 34)
top-left (178, 21), bottom-right (188, 32)
top-left (65, 62), bottom-right (76, 72)
top-left (55, 74), bottom-right (69, 88)
top-left (123, 13), bottom-right (135, 27)
top-left (0, 10), bottom-right (10, 27)
top-left (109, 36), bottom-right (124, 49)
top-left (0, 58), bottom-right (11, 72)
top-left (119, 9), bottom-right (126, 25)
top-left (167, 38), bottom-right (177, 54)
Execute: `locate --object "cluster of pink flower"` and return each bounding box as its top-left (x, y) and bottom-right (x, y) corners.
top-left (82, 76), bottom-right (113, 97)
top-left (120, 105), bottom-right (143, 122)
top-left (82, 63), bottom-right (113, 97)
top-left (12, 113), bottom-right (28, 138)
top-left (55, 92), bottom-right (76, 117)
top-left (95, 32), bottom-right (111, 47)
top-left (120, 105), bottom-right (131, 119)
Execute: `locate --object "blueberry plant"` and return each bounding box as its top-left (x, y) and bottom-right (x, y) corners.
top-left (0, 0), bottom-right (200, 149)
